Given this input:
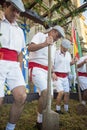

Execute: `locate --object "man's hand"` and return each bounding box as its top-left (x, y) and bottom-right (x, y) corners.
top-left (70, 57), bottom-right (78, 65)
top-left (45, 36), bottom-right (53, 46)
top-left (52, 72), bottom-right (58, 81)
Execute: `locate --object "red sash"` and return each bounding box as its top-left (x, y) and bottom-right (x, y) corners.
top-left (0, 48), bottom-right (18, 61)
top-left (78, 72), bottom-right (87, 77)
top-left (29, 62), bottom-right (48, 81)
top-left (55, 72), bottom-right (68, 78)
top-left (29, 62), bottom-right (48, 70)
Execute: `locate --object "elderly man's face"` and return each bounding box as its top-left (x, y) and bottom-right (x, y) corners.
top-left (61, 45), bottom-right (68, 53)
top-left (52, 29), bottom-right (61, 42)
top-left (5, 4), bottom-right (20, 23)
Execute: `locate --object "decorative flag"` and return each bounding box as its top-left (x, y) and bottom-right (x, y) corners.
top-left (72, 24), bottom-right (80, 59)
top-left (72, 22), bottom-right (82, 59)
top-left (71, 22), bottom-right (79, 92)
top-left (76, 31), bottom-right (82, 57)
top-left (71, 22), bottom-right (82, 95)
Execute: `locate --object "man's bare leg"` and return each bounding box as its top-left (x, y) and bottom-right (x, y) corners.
top-left (64, 92), bottom-right (70, 112)
top-left (6, 86), bottom-right (27, 130)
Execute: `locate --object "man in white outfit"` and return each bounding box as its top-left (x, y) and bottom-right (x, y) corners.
top-left (0, 0), bottom-right (27, 130)
top-left (77, 56), bottom-right (87, 105)
top-left (52, 39), bottom-right (76, 114)
top-left (28, 26), bottom-right (65, 130)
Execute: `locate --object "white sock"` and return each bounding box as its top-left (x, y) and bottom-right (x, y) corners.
top-left (37, 113), bottom-right (43, 123)
top-left (6, 122), bottom-right (16, 130)
top-left (64, 104), bottom-right (68, 112)
top-left (56, 105), bottom-right (61, 111)
top-left (81, 100), bottom-right (86, 105)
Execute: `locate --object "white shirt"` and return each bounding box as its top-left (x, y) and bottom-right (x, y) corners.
top-left (77, 55), bottom-right (87, 72)
top-left (0, 17), bottom-right (25, 53)
top-left (54, 49), bottom-right (71, 73)
top-left (29, 32), bottom-right (56, 66)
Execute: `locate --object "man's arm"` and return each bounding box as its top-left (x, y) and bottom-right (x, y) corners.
top-left (70, 57), bottom-right (77, 66)
top-left (28, 36), bottom-right (53, 52)
top-left (28, 42), bottom-right (47, 52)
top-left (77, 58), bottom-right (87, 68)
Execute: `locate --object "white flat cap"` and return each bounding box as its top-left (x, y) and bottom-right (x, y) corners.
top-left (6, 0), bottom-right (25, 12)
top-left (52, 25), bottom-right (65, 38)
top-left (61, 39), bottom-right (71, 49)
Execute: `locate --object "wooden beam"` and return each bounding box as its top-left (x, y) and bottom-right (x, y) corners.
top-left (42, 0), bottom-right (70, 17)
top-left (26, 0), bottom-right (42, 10)
top-left (27, 1), bottom-right (37, 9)
top-left (20, 2), bottom-right (87, 29)
top-left (52, 2), bottom-right (87, 26)
top-left (20, 10), bottom-right (49, 29)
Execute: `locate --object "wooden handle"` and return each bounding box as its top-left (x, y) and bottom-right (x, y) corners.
top-left (46, 0), bottom-right (53, 112)
top-left (75, 63), bottom-right (82, 103)
top-left (46, 45), bottom-right (52, 111)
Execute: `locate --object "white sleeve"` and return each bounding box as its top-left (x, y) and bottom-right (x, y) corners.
top-left (31, 32), bottom-right (43, 44)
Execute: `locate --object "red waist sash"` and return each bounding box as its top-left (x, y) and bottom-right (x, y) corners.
top-left (0, 48), bottom-right (18, 61)
top-left (29, 62), bottom-right (48, 71)
top-left (29, 62), bottom-right (48, 81)
top-left (55, 72), bottom-right (68, 78)
top-left (78, 72), bottom-right (87, 77)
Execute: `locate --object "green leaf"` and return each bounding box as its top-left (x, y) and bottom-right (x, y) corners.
top-left (35, 0), bottom-right (42, 4)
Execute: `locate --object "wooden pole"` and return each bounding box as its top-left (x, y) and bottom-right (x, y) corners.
top-left (75, 64), bottom-right (82, 103)
top-left (46, 0), bottom-right (52, 112)
top-left (42, 1), bottom-right (59, 130)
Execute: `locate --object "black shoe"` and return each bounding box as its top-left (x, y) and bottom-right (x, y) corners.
top-left (34, 122), bottom-right (42, 130)
top-left (55, 110), bottom-right (64, 114)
